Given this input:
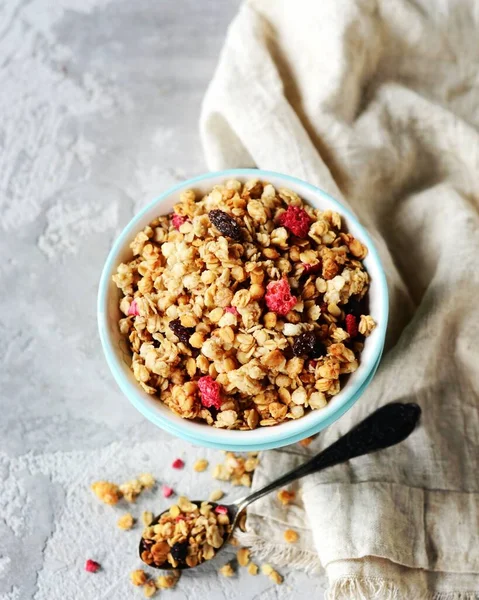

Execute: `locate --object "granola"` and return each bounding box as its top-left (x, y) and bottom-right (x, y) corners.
top-left (139, 496), bottom-right (231, 568)
top-left (113, 180), bottom-right (376, 428)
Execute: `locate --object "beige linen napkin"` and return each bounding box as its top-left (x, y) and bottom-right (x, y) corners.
top-left (200, 1), bottom-right (479, 597)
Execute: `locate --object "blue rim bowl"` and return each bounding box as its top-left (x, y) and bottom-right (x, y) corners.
top-left (98, 169), bottom-right (389, 450)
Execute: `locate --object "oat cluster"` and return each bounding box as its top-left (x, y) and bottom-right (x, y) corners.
top-left (140, 497), bottom-right (231, 569)
top-left (113, 179), bottom-right (376, 429)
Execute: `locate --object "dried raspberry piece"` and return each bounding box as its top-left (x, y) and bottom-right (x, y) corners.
top-left (345, 314), bottom-right (358, 338)
top-left (209, 210), bottom-right (242, 240)
top-left (214, 505), bottom-right (228, 515)
top-left (198, 375), bottom-right (223, 410)
top-left (128, 299), bottom-right (139, 316)
top-left (162, 485), bottom-right (174, 498)
top-left (85, 559), bottom-right (101, 573)
top-left (169, 318), bottom-right (194, 345)
top-left (172, 213), bottom-right (188, 230)
top-left (302, 261), bottom-right (322, 274)
top-left (172, 458), bottom-right (184, 469)
top-left (292, 332), bottom-right (326, 358)
top-left (225, 306), bottom-right (239, 316)
top-left (265, 278), bottom-right (297, 316)
top-left (278, 206), bottom-right (311, 237)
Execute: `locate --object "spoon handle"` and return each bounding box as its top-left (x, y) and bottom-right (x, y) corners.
top-left (236, 402), bottom-right (421, 512)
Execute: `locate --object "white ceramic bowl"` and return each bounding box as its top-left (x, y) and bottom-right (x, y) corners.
top-left (98, 169), bottom-right (388, 450)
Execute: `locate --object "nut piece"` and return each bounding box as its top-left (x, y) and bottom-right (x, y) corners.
top-left (277, 489), bottom-right (296, 505)
top-left (299, 436), bottom-right (314, 447)
top-left (138, 473), bottom-right (156, 489)
top-left (143, 581), bottom-right (157, 597)
top-left (219, 562), bottom-right (235, 577)
top-left (261, 564), bottom-right (273, 576)
top-left (209, 489), bottom-right (224, 502)
top-left (248, 563), bottom-right (259, 576)
top-left (155, 574), bottom-right (179, 589)
top-left (269, 569), bottom-right (283, 585)
top-left (130, 569), bottom-right (148, 586)
top-left (91, 481), bottom-right (122, 505)
top-left (193, 459), bottom-right (209, 472)
top-left (142, 511), bottom-right (154, 526)
top-left (117, 513), bottom-right (135, 530)
top-left (237, 547), bottom-right (250, 567)
top-left (284, 529), bottom-right (299, 543)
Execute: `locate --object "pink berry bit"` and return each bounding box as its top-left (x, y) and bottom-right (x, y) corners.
top-left (197, 376), bottom-right (223, 410)
top-left (172, 458), bottom-right (184, 469)
top-left (265, 278), bottom-right (297, 316)
top-left (345, 314), bottom-right (358, 338)
top-left (85, 559), bottom-right (100, 573)
top-left (224, 306), bottom-right (239, 316)
top-left (127, 299), bottom-right (139, 316)
top-left (172, 213), bottom-right (188, 230)
top-left (162, 485), bottom-right (174, 498)
top-left (214, 505), bottom-right (228, 515)
top-left (278, 205), bottom-right (311, 237)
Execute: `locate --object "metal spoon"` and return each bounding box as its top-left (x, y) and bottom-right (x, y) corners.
top-left (140, 402), bottom-right (421, 570)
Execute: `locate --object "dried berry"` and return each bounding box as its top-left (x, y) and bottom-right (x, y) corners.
top-left (292, 332), bottom-right (326, 358)
top-left (172, 213), bottom-right (188, 230)
top-left (198, 376), bottom-right (223, 409)
top-left (172, 458), bottom-right (184, 469)
top-left (85, 559), bottom-right (101, 573)
top-left (162, 485), bottom-right (174, 497)
top-left (265, 278), bottom-right (297, 316)
top-left (225, 306), bottom-right (239, 316)
top-left (214, 505), bottom-right (228, 515)
top-left (278, 206), bottom-right (311, 237)
top-left (345, 314), bottom-right (358, 338)
top-left (209, 209), bottom-right (242, 240)
top-left (169, 319), bottom-right (194, 345)
top-left (170, 541), bottom-right (188, 562)
top-left (128, 299), bottom-right (139, 316)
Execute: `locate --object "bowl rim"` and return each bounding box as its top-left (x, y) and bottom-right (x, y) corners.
top-left (98, 168), bottom-right (389, 448)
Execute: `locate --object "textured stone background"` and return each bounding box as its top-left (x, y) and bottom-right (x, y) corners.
top-left (0, 0), bottom-right (327, 598)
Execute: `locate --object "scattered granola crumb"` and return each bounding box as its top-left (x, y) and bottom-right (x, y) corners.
top-left (142, 511), bottom-right (154, 526)
top-left (269, 569), bottom-right (283, 585)
top-left (117, 513), bottom-right (135, 530)
top-left (119, 479), bottom-right (143, 503)
top-left (212, 452), bottom-right (259, 486)
top-left (277, 489), bottom-right (296, 505)
top-left (172, 458), bottom-right (184, 469)
top-left (138, 473), bottom-right (156, 489)
top-left (237, 547), bottom-right (250, 567)
top-left (143, 580), bottom-right (157, 597)
top-left (284, 529), bottom-right (299, 543)
top-left (193, 458), bottom-right (209, 472)
top-left (248, 562), bottom-right (259, 575)
top-left (162, 485), bottom-right (174, 498)
top-left (90, 481), bottom-right (122, 505)
top-left (261, 564), bottom-right (273, 576)
top-left (85, 559), bottom-right (101, 573)
top-left (209, 489), bottom-right (224, 502)
top-left (299, 436), bottom-right (314, 447)
top-left (219, 563), bottom-right (235, 577)
top-left (130, 569), bottom-right (148, 586)
top-left (155, 573), bottom-right (179, 589)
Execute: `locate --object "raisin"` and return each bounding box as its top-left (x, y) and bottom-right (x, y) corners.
top-left (292, 332), bottom-right (326, 358)
top-left (170, 541), bottom-right (188, 562)
top-left (169, 319), bottom-right (194, 345)
top-left (209, 209), bottom-right (242, 240)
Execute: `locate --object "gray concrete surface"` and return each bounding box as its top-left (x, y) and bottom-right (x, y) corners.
top-left (0, 0), bottom-right (327, 597)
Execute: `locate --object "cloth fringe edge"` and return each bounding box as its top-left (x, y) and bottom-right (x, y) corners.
top-left (327, 577), bottom-right (479, 600)
top-left (236, 530), bottom-right (321, 574)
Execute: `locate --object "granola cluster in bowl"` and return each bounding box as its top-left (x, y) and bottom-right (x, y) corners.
top-left (98, 170), bottom-right (388, 450)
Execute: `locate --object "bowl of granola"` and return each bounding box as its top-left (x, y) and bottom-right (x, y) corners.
top-left (98, 169), bottom-right (388, 450)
